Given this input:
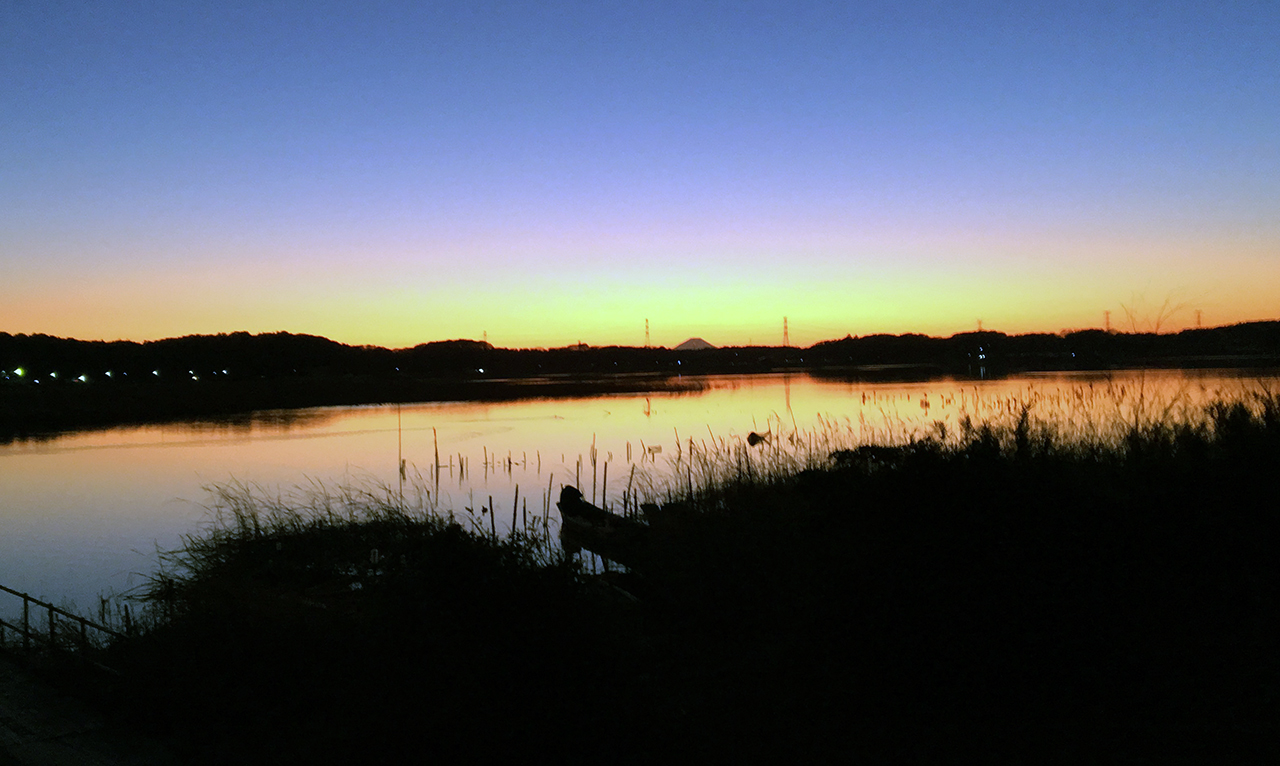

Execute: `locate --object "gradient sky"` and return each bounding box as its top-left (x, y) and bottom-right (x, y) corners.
top-left (4, 1), bottom-right (1278, 348)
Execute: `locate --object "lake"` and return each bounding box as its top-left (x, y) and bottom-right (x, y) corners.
top-left (1, 368), bottom-right (1274, 616)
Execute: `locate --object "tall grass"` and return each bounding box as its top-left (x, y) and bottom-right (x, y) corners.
top-left (79, 384), bottom-right (1280, 762)
top-left (138, 474), bottom-right (568, 624)
top-left (117, 382), bottom-right (1280, 625)
top-left (623, 384), bottom-right (1280, 512)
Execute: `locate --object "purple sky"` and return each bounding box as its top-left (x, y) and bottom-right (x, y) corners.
top-left (4, 1), bottom-right (1277, 347)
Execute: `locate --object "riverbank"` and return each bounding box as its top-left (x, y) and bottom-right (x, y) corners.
top-left (0, 373), bottom-right (705, 443)
top-left (5, 323), bottom-right (1279, 442)
top-left (47, 393), bottom-right (1279, 762)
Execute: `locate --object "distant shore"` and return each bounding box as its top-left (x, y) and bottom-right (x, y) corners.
top-left (3, 322), bottom-right (1279, 441)
top-left (0, 373), bottom-right (707, 443)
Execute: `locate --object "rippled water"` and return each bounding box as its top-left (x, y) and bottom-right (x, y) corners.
top-left (0, 368), bottom-right (1273, 615)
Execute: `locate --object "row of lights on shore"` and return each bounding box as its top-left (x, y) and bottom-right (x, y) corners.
top-left (4, 368), bottom-right (231, 383)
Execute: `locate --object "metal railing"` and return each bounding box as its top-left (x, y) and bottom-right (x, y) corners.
top-left (0, 583), bottom-right (127, 672)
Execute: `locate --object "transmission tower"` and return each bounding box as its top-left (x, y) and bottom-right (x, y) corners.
top-left (645, 318), bottom-right (650, 348)
top-left (783, 317), bottom-right (789, 347)
top-left (1104, 310), bottom-right (1111, 332)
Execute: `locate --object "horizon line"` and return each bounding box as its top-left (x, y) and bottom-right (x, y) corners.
top-left (6, 318), bottom-right (1279, 353)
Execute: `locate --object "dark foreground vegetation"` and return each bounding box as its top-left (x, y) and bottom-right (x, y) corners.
top-left (4, 321), bottom-right (1280, 440)
top-left (32, 395), bottom-right (1280, 762)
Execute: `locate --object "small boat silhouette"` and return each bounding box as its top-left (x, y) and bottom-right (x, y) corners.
top-left (557, 486), bottom-right (649, 569)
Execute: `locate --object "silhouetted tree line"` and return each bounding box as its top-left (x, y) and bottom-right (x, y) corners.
top-left (4, 322), bottom-right (1279, 384)
top-left (2, 323), bottom-right (1278, 439)
top-left (806, 323), bottom-right (1280, 376)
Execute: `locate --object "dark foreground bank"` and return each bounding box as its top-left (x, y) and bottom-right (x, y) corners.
top-left (31, 396), bottom-right (1280, 763)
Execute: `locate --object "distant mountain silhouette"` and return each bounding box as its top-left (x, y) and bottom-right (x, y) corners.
top-left (415, 339), bottom-right (495, 352)
top-left (675, 338), bottom-right (716, 351)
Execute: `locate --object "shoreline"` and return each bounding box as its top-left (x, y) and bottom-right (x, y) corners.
top-left (0, 372), bottom-right (706, 444)
top-left (5, 358), bottom-right (1280, 445)
top-left (27, 394), bottom-right (1277, 762)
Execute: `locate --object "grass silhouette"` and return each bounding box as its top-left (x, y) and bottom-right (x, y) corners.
top-left (70, 391), bottom-right (1280, 762)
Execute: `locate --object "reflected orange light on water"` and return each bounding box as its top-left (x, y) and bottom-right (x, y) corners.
top-left (1, 369), bottom-right (1275, 613)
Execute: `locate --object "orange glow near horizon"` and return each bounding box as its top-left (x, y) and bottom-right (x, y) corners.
top-left (5, 232), bottom-right (1278, 349)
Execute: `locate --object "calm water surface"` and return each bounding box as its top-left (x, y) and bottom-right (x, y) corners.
top-left (1, 369), bottom-right (1272, 614)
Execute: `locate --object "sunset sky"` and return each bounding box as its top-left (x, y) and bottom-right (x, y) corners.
top-left (4, 1), bottom-right (1278, 348)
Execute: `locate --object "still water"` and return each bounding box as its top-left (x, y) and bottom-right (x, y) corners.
top-left (0, 369), bottom-right (1272, 614)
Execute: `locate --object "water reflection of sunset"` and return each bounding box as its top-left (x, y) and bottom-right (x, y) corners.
top-left (1, 369), bottom-right (1275, 614)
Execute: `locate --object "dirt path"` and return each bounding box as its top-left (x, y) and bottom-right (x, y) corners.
top-left (0, 656), bottom-right (176, 766)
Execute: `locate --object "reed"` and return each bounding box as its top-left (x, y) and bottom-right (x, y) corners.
top-left (604, 384), bottom-right (1280, 516)
top-left (135, 473), bottom-right (570, 623)
top-left (77, 386), bottom-right (1280, 763)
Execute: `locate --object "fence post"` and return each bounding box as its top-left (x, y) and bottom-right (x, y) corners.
top-left (2, 585), bottom-right (126, 662)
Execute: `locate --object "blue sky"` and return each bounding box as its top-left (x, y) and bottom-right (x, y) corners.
top-left (4, 1), bottom-right (1278, 346)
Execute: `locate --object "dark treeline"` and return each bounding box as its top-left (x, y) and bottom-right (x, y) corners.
top-left (3, 322), bottom-right (1279, 440)
top-left (4, 322), bottom-right (1280, 382)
